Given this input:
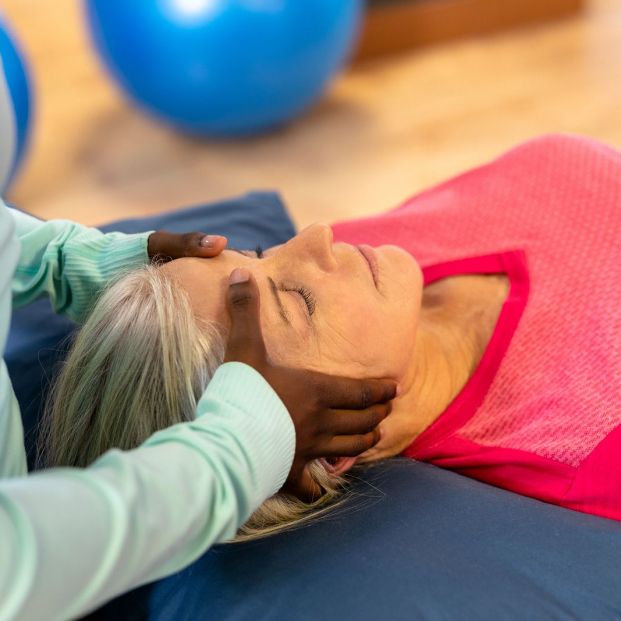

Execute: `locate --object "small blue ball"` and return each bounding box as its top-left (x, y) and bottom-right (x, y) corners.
top-left (85, 0), bottom-right (363, 137)
top-left (0, 16), bottom-right (32, 187)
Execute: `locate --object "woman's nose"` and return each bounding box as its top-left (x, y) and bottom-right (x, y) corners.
top-left (287, 223), bottom-right (337, 272)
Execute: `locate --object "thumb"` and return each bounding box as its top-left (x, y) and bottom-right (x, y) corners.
top-left (195, 234), bottom-right (228, 258)
top-left (224, 268), bottom-right (267, 365)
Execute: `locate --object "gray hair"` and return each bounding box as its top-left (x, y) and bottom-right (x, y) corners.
top-left (40, 264), bottom-right (344, 541)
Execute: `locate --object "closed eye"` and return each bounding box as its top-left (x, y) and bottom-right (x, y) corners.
top-left (282, 285), bottom-right (316, 316)
top-left (229, 246), bottom-right (315, 322)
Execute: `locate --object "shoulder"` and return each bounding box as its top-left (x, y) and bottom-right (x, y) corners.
top-left (486, 134), bottom-right (621, 233)
top-left (497, 134), bottom-right (621, 200)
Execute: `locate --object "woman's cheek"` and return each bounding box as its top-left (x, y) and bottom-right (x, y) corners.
top-left (260, 317), bottom-right (289, 365)
top-left (327, 305), bottom-right (378, 346)
top-left (262, 323), bottom-right (321, 369)
top-left (334, 311), bottom-right (389, 367)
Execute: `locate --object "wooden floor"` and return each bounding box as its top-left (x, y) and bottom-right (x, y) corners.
top-left (3, 0), bottom-right (621, 229)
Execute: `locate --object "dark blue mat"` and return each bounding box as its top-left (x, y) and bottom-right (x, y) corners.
top-left (90, 459), bottom-right (621, 621)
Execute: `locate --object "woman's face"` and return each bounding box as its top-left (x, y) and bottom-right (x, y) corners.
top-left (162, 224), bottom-right (424, 383)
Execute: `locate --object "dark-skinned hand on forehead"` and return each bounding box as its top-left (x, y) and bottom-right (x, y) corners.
top-left (224, 267), bottom-right (397, 502)
top-left (147, 231), bottom-right (228, 261)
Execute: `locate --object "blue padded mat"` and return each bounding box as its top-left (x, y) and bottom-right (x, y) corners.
top-left (6, 194), bottom-right (621, 620)
top-left (90, 459), bottom-right (621, 621)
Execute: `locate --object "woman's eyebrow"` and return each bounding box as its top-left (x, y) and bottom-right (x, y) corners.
top-left (268, 276), bottom-right (291, 326)
top-left (226, 248), bottom-right (304, 329)
top-left (229, 245), bottom-right (268, 260)
top-left (226, 246), bottom-right (252, 257)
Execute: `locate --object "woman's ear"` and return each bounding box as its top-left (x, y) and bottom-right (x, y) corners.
top-left (320, 456), bottom-right (357, 476)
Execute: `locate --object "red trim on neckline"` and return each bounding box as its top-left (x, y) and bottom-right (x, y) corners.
top-left (403, 249), bottom-right (530, 457)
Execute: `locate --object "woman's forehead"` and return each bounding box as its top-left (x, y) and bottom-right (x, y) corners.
top-left (160, 255), bottom-right (241, 319)
top-left (160, 254), bottom-right (277, 327)
top-left (161, 251), bottom-right (252, 279)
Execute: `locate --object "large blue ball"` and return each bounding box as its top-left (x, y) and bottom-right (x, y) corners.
top-left (0, 16), bottom-right (32, 187)
top-left (85, 0), bottom-right (363, 137)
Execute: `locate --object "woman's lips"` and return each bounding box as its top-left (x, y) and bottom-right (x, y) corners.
top-left (356, 245), bottom-right (379, 289)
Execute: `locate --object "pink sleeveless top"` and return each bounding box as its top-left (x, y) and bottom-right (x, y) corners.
top-left (331, 134), bottom-right (621, 522)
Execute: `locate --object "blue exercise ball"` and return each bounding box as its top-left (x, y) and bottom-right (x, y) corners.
top-left (85, 0), bottom-right (363, 136)
top-left (0, 15), bottom-right (32, 188)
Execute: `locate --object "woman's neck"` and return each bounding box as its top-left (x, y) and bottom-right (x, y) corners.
top-left (360, 274), bottom-right (509, 462)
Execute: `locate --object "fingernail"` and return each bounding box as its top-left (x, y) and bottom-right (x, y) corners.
top-left (229, 268), bottom-right (250, 284)
top-left (200, 235), bottom-right (223, 248)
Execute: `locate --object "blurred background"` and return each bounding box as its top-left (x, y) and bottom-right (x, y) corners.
top-left (0, 0), bottom-right (618, 229)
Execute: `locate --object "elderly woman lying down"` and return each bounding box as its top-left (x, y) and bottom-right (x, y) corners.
top-left (41, 135), bottom-right (621, 538)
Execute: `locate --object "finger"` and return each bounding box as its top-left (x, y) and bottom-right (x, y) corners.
top-left (147, 231), bottom-right (176, 261)
top-left (223, 268), bottom-right (267, 363)
top-left (319, 429), bottom-right (381, 458)
top-left (179, 232), bottom-right (227, 258)
top-left (311, 375), bottom-right (398, 410)
top-left (318, 404), bottom-right (390, 436)
top-left (195, 234), bottom-right (228, 257)
top-left (148, 232), bottom-right (228, 261)
top-left (281, 467), bottom-right (325, 502)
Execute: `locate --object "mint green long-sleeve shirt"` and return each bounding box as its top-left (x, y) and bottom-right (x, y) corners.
top-left (0, 203), bottom-right (295, 621)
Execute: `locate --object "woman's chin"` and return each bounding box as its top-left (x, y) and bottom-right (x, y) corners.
top-left (377, 245), bottom-right (424, 290)
top-left (377, 244), bottom-right (419, 265)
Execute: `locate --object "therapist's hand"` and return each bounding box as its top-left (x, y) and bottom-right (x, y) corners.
top-left (148, 231), bottom-right (228, 262)
top-left (224, 267), bottom-right (397, 502)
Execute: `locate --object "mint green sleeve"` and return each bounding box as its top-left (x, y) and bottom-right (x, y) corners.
top-left (9, 207), bottom-right (152, 322)
top-left (0, 200), bottom-right (296, 619)
top-left (0, 362), bottom-right (295, 621)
